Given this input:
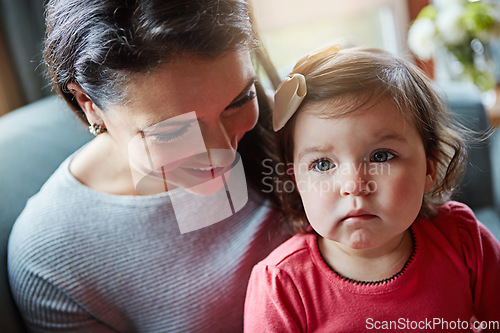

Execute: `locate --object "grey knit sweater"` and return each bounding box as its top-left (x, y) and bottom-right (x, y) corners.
top-left (8, 155), bottom-right (285, 332)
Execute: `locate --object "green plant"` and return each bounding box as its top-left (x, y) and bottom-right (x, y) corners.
top-left (408, 0), bottom-right (500, 91)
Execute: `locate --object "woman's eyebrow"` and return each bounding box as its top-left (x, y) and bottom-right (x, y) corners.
top-left (228, 76), bottom-right (258, 105)
top-left (143, 118), bottom-right (196, 133)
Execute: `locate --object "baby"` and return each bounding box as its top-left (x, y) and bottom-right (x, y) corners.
top-left (244, 45), bottom-right (500, 332)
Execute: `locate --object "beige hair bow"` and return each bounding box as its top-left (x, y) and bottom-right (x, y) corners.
top-left (273, 43), bottom-right (342, 131)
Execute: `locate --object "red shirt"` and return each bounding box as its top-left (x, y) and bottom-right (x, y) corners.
top-left (244, 202), bottom-right (500, 332)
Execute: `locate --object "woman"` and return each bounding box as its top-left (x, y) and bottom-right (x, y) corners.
top-left (8, 0), bottom-right (286, 331)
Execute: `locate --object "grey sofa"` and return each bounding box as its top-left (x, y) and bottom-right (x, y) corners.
top-left (0, 84), bottom-right (499, 332)
top-left (441, 82), bottom-right (500, 237)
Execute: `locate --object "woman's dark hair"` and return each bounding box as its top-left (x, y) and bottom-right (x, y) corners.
top-left (44, 0), bottom-right (259, 114)
top-left (44, 0), bottom-right (280, 197)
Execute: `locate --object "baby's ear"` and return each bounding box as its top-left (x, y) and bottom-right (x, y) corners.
top-left (425, 154), bottom-right (438, 192)
top-left (67, 81), bottom-right (104, 125)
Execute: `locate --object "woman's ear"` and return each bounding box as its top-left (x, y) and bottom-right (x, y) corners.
top-left (67, 81), bottom-right (104, 125)
top-left (425, 155), bottom-right (438, 192)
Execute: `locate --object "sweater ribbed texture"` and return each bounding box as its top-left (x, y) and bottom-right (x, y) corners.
top-left (8, 155), bottom-right (286, 332)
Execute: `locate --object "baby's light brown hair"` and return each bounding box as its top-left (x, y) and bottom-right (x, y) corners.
top-left (276, 47), bottom-right (468, 234)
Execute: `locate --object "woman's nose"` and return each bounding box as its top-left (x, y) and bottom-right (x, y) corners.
top-left (195, 123), bottom-right (236, 166)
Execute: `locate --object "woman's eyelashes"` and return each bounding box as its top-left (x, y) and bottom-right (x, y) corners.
top-left (149, 122), bottom-right (193, 143)
top-left (143, 87), bottom-right (256, 144)
top-left (226, 89), bottom-right (256, 110)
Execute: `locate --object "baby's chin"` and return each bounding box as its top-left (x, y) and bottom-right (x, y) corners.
top-left (322, 229), bottom-right (380, 251)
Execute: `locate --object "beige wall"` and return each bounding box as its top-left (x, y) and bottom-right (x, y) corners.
top-left (249, 0), bottom-right (410, 54)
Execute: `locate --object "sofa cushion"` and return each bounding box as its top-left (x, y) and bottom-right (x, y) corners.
top-left (440, 82), bottom-right (494, 210)
top-left (474, 207), bottom-right (500, 240)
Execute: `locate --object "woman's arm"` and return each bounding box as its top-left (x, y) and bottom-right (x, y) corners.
top-left (8, 257), bottom-right (119, 333)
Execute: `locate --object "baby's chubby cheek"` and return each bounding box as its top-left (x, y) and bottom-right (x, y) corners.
top-left (299, 189), bottom-right (338, 233)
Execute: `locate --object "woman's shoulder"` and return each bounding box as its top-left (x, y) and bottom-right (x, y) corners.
top-left (9, 159), bottom-right (95, 258)
top-left (7, 156), bottom-right (90, 290)
top-left (8, 154), bottom-right (168, 257)
top-left (13, 154), bottom-right (81, 226)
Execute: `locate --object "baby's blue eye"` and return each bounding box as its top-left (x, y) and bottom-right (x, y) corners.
top-left (371, 151), bottom-right (395, 163)
top-left (311, 159), bottom-right (335, 172)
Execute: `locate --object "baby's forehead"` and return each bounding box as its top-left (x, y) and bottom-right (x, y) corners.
top-left (298, 94), bottom-right (420, 134)
top-left (302, 93), bottom-right (403, 116)
top-left (293, 99), bottom-right (422, 149)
